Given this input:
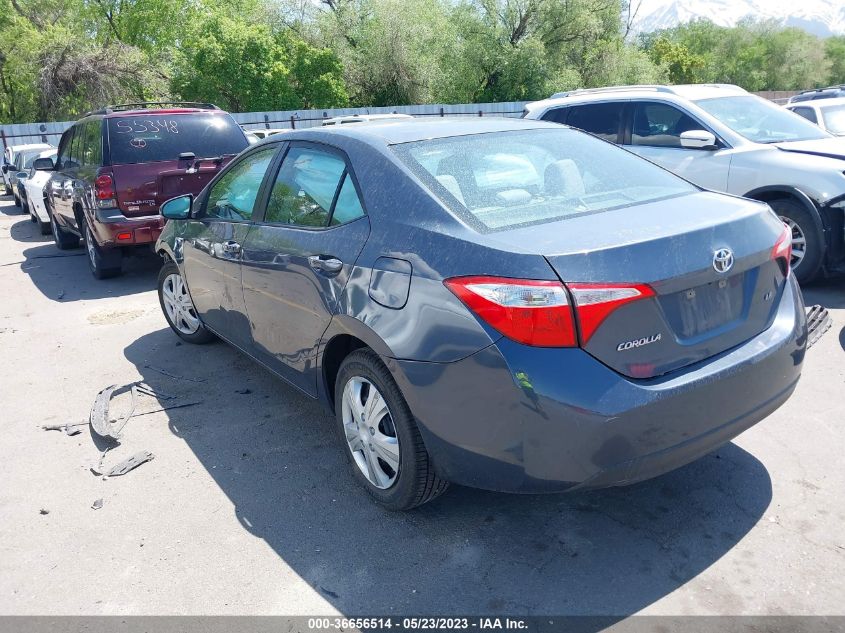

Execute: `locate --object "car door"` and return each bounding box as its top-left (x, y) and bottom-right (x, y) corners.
top-left (51, 126), bottom-right (81, 231)
top-left (180, 144), bottom-right (279, 349)
top-left (240, 142), bottom-right (371, 395)
top-left (623, 101), bottom-right (731, 191)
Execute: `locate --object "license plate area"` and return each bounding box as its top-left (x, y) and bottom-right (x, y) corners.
top-left (659, 271), bottom-right (747, 339)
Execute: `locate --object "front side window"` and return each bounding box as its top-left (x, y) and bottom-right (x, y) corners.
top-left (631, 102), bottom-right (703, 148)
top-left (393, 128), bottom-right (697, 231)
top-left (205, 146), bottom-right (276, 221)
top-left (821, 105), bottom-right (845, 135)
top-left (57, 129), bottom-right (73, 168)
top-left (265, 147), bottom-right (347, 227)
top-left (565, 103), bottom-right (623, 142)
top-left (695, 95), bottom-right (829, 143)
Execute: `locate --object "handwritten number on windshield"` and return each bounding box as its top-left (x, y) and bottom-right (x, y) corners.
top-left (114, 119), bottom-right (179, 134)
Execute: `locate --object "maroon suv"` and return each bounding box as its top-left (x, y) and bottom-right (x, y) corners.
top-left (38, 102), bottom-right (248, 278)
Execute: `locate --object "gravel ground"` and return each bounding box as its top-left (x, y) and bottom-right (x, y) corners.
top-left (0, 194), bottom-right (843, 617)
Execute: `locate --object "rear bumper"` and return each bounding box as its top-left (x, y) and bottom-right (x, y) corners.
top-left (92, 207), bottom-right (164, 247)
top-left (390, 274), bottom-right (806, 493)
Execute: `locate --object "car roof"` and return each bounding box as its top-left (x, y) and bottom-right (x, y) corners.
top-left (100, 107), bottom-right (223, 119)
top-left (788, 96), bottom-right (845, 108)
top-left (268, 117), bottom-right (561, 146)
top-left (528, 83), bottom-right (747, 111)
top-left (9, 142), bottom-right (51, 152)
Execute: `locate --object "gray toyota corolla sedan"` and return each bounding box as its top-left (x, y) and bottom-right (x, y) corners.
top-left (155, 118), bottom-right (806, 510)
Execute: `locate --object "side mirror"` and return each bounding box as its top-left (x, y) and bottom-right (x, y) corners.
top-left (1, 165), bottom-right (8, 174)
top-left (161, 194), bottom-right (193, 220)
top-left (680, 130), bottom-right (718, 150)
top-left (32, 157), bottom-right (55, 171)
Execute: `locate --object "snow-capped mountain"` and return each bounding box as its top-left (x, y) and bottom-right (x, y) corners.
top-left (631, 0), bottom-right (845, 37)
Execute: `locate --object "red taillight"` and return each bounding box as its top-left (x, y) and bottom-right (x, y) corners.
top-left (116, 231), bottom-right (132, 241)
top-left (772, 223), bottom-right (792, 276)
top-left (94, 170), bottom-right (116, 207)
top-left (94, 174), bottom-right (113, 199)
top-left (444, 276), bottom-right (577, 347)
top-left (567, 283), bottom-right (656, 345)
top-left (445, 276), bottom-right (656, 348)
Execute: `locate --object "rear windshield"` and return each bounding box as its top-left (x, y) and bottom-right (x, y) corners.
top-left (107, 113), bottom-right (248, 165)
top-left (392, 128), bottom-right (696, 231)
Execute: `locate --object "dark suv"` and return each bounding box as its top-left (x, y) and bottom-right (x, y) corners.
top-left (38, 102), bottom-right (249, 278)
top-left (787, 85), bottom-right (845, 104)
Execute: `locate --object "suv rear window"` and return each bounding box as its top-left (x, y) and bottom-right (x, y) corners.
top-left (393, 128), bottom-right (696, 231)
top-left (107, 113), bottom-right (247, 165)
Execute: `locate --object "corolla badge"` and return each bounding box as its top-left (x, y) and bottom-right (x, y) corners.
top-left (617, 333), bottom-right (661, 352)
top-left (713, 248), bottom-right (734, 274)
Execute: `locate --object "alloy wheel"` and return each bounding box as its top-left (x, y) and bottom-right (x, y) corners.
top-left (341, 376), bottom-right (400, 489)
top-left (161, 273), bottom-right (201, 335)
top-left (779, 215), bottom-right (806, 270)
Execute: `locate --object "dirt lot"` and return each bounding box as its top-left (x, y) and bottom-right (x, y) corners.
top-left (1, 193), bottom-right (844, 617)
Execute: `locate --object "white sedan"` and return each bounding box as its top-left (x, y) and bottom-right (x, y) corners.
top-left (21, 150), bottom-right (57, 235)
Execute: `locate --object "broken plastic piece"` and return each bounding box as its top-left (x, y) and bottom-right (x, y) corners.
top-left (106, 451), bottom-right (154, 477)
top-left (90, 385), bottom-right (136, 439)
top-left (806, 304), bottom-right (831, 349)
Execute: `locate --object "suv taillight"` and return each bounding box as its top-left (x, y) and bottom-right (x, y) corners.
top-left (94, 169), bottom-right (116, 208)
top-left (444, 276), bottom-right (655, 348)
top-left (772, 223), bottom-right (792, 276)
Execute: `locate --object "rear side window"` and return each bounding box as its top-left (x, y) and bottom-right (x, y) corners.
top-left (565, 103), bottom-right (623, 142)
top-left (631, 102), bottom-right (703, 148)
top-left (540, 107), bottom-right (568, 124)
top-left (265, 146), bottom-right (365, 228)
top-left (107, 113), bottom-right (248, 166)
top-left (83, 121), bottom-right (102, 166)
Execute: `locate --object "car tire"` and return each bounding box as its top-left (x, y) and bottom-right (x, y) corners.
top-left (157, 261), bottom-right (215, 344)
top-left (334, 349), bottom-right (448, 510)
top-left (81, 219), bottom-right (122, 279)
top-left (769, 198), bottom-right (823, 284)
top-left (50, 211), bottom-right (80, 250)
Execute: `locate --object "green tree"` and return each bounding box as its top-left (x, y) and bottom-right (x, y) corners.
top-left (172, 13), bottom-right (348, 111)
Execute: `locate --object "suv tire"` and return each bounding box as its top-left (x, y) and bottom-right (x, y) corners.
top-left (157, 261), bottom-right (215, 344)
top-left (50, 212), bottom-right (80, 250)
top-left (334, 349), bottom-right (448, 510)
top-left (82, 219), bottom-right (122, 279)
top-left (769, 198), bottom-right (823, 284)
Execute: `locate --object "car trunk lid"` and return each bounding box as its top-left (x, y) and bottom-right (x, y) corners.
top-left (488, 191), bottom-right (789, 379)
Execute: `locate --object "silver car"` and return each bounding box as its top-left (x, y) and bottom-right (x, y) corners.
top-left (525, 84), bottom-right (845, 283)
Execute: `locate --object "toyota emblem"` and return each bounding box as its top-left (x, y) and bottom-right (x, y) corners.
top-left (713, 248), bottom-right (734, 274)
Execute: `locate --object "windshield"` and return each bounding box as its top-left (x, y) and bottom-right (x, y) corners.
top-left (695, 95), bottom-right (829, 143)
top-left (107, 113), bottom-right (248, 165)
top-left (392, 128), bottom-right (697, 231)
top-left (821, 105), bottom-right (845, 136)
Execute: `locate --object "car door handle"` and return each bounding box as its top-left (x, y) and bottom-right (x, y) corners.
top-left (222, 240), bottom-right (241, 255)
top-left (308, 255), bottom-right (343, 274)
